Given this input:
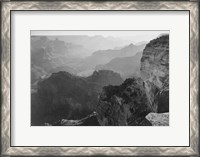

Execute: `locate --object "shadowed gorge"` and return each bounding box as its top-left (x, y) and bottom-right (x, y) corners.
top-left (31, 70), bottom-right (123, 125)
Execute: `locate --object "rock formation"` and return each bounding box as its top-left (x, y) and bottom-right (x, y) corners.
top-left (76, 43), bottom-right (146, 73)
top-left (140, 35), bottom-right (169, 113)
top-left (86, 70), bottom-right (123, 88)
top-left (45, 112), bottom-right (100, 126)
top-left (32, 35), bottom-right (169, 126)
top-left (31, 70), bottom-right (123, 125)
top-left (96, 78), bottom-right (152, 126)
top-left (146, 112), bottom-right (169, 126)
top-left (96, 35), bottom-right (169, 126)
top-left (31, 36), bottom-right (84, 84)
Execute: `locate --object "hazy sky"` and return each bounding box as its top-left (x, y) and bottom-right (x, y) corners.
top-left (31, 30), bottom-right (169, 43)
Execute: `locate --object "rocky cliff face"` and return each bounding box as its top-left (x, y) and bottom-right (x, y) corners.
top-left (96, 35), bottom-right (169, 126)
top-left (96, 78), bottom-right (152, 126)
top-left (140, 35), bottom-right (169, 113)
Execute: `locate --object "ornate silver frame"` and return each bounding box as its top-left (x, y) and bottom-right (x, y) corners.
top-left (1, 1), bottom-right (199, 156)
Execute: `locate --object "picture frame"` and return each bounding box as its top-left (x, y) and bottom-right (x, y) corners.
top-left (1, 0), bottom-right (199, 156)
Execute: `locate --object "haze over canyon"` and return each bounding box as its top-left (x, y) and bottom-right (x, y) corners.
top-left (31, 32), bottom-right (169, 126)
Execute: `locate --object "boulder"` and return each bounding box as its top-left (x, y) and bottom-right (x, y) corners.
top-left (146, 112), bottom-right (169, 126)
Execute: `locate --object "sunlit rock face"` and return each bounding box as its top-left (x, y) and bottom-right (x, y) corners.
top-left (140, 35), bottom-right (169, 113)
top-left (146, 112), bottom-right (169, 126)
top-left (96, 35), bottom-right (169, 126)
top-left (96, 78), bottom-right (152, 126)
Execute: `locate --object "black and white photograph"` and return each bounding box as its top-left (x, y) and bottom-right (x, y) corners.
top-left (31, 31), bottom-right (169, 126)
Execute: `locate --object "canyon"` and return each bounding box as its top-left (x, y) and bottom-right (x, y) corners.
top-left (31, 34), bottom-right (169, 126)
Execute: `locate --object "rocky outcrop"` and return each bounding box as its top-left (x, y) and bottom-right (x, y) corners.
top-left (146, 112), bottom-right (169, 126)
top-left (140, 35), bottom-right (169, 113)
top-left (96, 78), bottom-right (152, 126)
top-left (45, 112), bottom-right (100, 126)
top-left (96, 35), bottom-right (169, 126)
